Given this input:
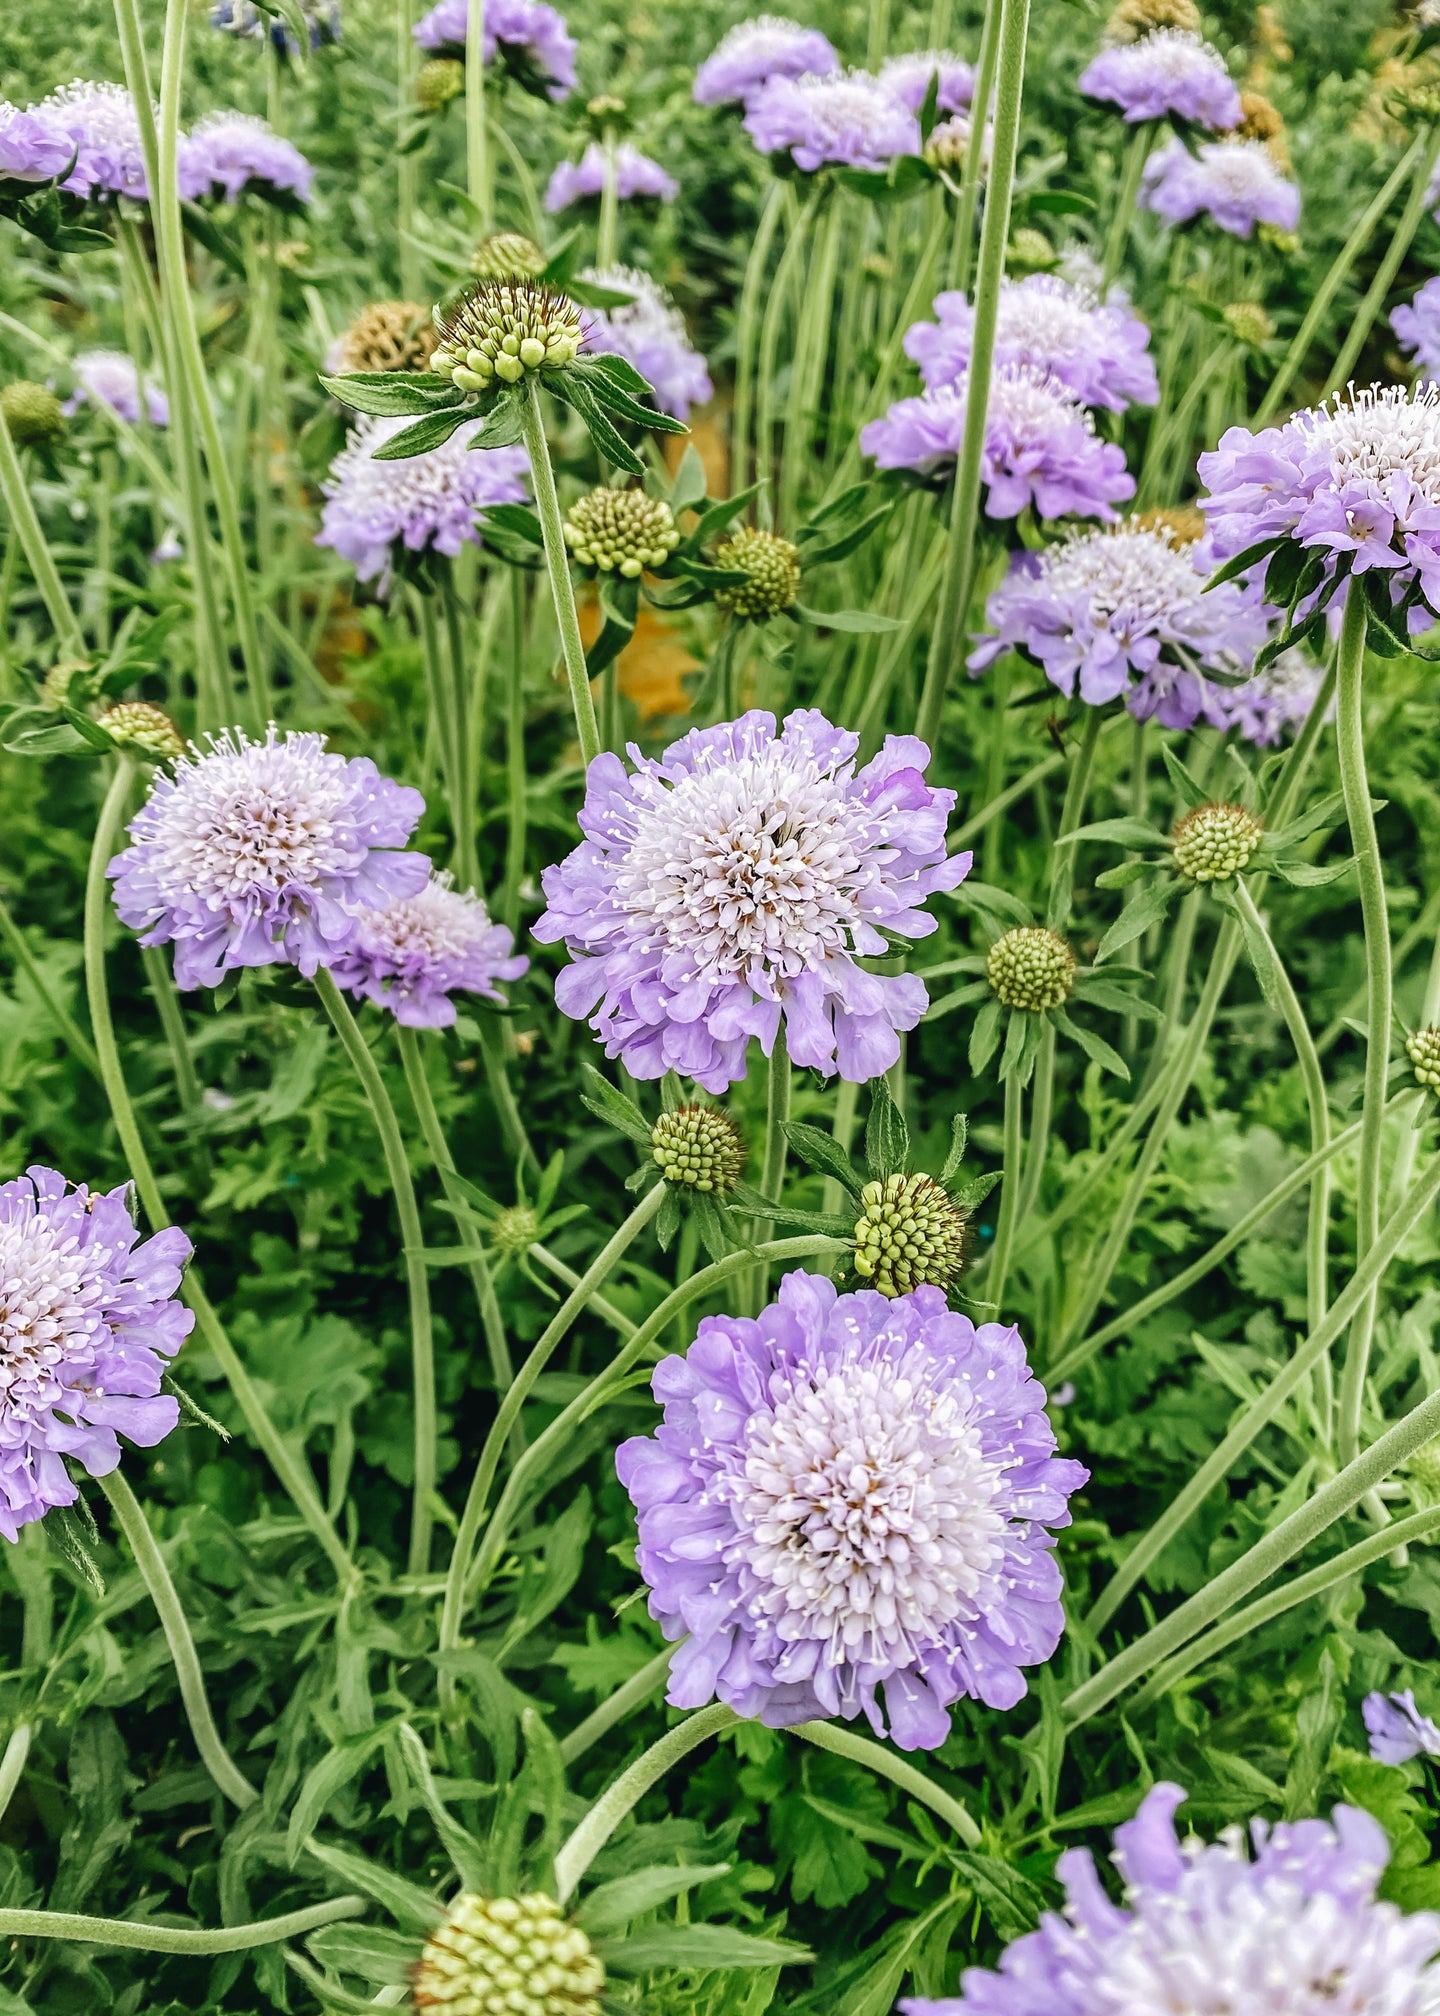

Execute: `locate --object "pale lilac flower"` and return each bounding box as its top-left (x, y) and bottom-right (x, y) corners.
top-left (1079, 29), bottom-right (1241, 128)
top-left (413, 0), bottom-right (577, 99)
top-left (108, 727), bottom-right (428, 991)
top-left (878, 49), bottom-right (975, 115)
top-left (544, 142), bottom-right (678, 213)
top-left (65, 350), bottom-right (168, 427)
top-left (1393, 277), bottom-right (1440, 385)
top-left (332, 870), bottom-right (527, 1028)
top-left (617, 1271), bottom-right (1086, 1748)
top-left (315, 412), bottom-right (529, 589)
top-left (694, 16), bottom-right (839, 107)
top-left (901, 1781), bottom-right (1439, 2015)
top-left (1142, 135), bottom-right (1299, 238)
top-left (1364, 1690), bottom-right (1440, 1766)
top-left (177, 111), bottom-right (313, 204)
top-left (970, 520), bottom-right (1267, 727)
top-left (0, 1166), bottom-right (193, 1542)
top-left (1220, 645), bottom-right (1327, 746)
top-left (35, 80), bottom-right (151, 201)
top-left (905, 274), bottom-right (1159, 414)
top-left (862, 365), bottom-right (1136, 523)
top-left (211, 0), bottom-right (340, 49)
top-left (744, 70), bottom-right (920, 173)
top-left (533, 710), bottom-right (970, 1091)
top-left (580, 267), bottom-right (712, 422)
top-left (0, 101), bottom-right (76, 185)
top-left (151, 527), bottom-right (185, 565)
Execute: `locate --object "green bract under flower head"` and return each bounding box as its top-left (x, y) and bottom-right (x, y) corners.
top-left (412, 1892), bottom-right (604, 2016)
top-left (986, 927), bottom-right (1076, 1012)
top-left (1222, 300), bottom-right (1274, 346)
top-left (430, 281), bottom-right (584, 392)
top-left (1173, 802), bottom-right (1262, 882)
top-left (416, 56), bottom-right (465, 110)
top-left (98, 702), bottom-right (185, 762)
top-left (492, 1204), bottom-right (542, 1257)
top-left (1407, 1026), bottom-right (1440, 1092)
top-left (852, 1171), bottom-right (968, 1297)
top-left (714, 526), bottom-right (802, 620)
top-left (651, 1105), bottom-right (744, 1193)
top-left (471, 231), bottom-right (548, 285)
top-left (1, 380), bottom-right (65, 449)
top-left (563, 486), bottom-right (679, 576)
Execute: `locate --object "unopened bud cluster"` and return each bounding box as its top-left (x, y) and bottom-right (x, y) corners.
top-left (853, 1172), bottom-right (968, 1297)
top-left (564, 487), bottom-right (679, 577)
top-left (1223, 301), bottom-right (1274, 347)
top-left (1105, 0), bottom-right (1199, 40)
top-left (430, 282), bottom-right (584, 392)
top-left (333, 300), bottom-right (438, 376)
top-left (412, 1892), bottom-right (604, 2016)
top-left (41, 659), bottom-right (89, 709)
top-left (98, 702), bottom-right (185, 761)
top-left (1009, 227), bottom-right (1055, 270)
top-left (1172, 803), bottom-right (1262, 883)
top-left (714, 527), bottom-right (802, 620)
top-left (472, 232), bottom-right (547, 285)
top-left (651, 1106), bottom-right (743, 1193)
top-left (1407, 1026), bottom-right (1440, 1092)
top-left (925, 114), bottom-right (987, 175)
top-left (986, 928), bottom-right (1076, 1013)
top-left (1, 380), bottom-right (65, 448)
top-left (417, 56), bottom-right (465, 110)
top-left (492, 1205), bottom-right (541, 1257)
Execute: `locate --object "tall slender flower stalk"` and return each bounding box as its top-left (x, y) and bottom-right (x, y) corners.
top-left (1101, 122), bottom-right (1155, 291)
top-left (397, 0), bottom-right (421, 298)
top-left (519, 380), bottom-right (600, 766)
top-left (731, 180), bottom-right (789, 494)
top-left (948, 0), bottom-right (1002, 294)
top-left (1321, 120), bottom-right (1440, 398)
top-left (0, 408), bottom-right (85, 658)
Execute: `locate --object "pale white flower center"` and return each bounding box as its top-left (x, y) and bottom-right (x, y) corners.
top-left (355, 877), bottom-right (489, 967)
top-left (145, 733), bottom-right (356, 907)
top-left (1190, 138), bottom-right (1287, 200)
top-left (1308, 384), bottom-right (1440, 504)
top-left (1113, 28), bottom-right (1228, 87)
top-left (325, 414), bottom-right (496, 526)
top-left (585, 265), bottom-right (689, 347)
top-left (1035, 522), bottom-right (1206, 627)
top-left (987, 361), bottom-right (1096, 437)
top-left (0, 1215), bottom-right (106, 1391)
top-left (993, 277), bottom-right (1106, 367)
top-left (710, 14), bottom-right (816, 67)
top-left (781, 71), bottom-right (902, 142)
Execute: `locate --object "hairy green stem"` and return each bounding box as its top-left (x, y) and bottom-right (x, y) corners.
top-left (1046, 709), bottom-right (1104, 933)
top-left (465, 0), bottom-right (489, 229)
top-left (749, 1028), bottom-right (792, 1312)
top-left (1101, 123), bottom-right (1154, 292)
top-left (396, 0), bottom-right (420, 297)
top-left (554, 1705), bottom-right (738, 1902)
top-left (0, 411), bottom-right (84, 656)
top-left (441, 585), bottom-right (480, 891)
top-left (755, 186), bottom-right (820, 521)
top-left (985, 1068), bottom-right (1024, 1311)
top-left (502, 569), bottom-right (528, 930)
top-left (1014, 1023), bottom-right (1055, 1228)
top-left (780, 190), bottom-right (842, 529)
top-left (949, 0), bottom-right (1003, 296)
top-left (792, 1721), bottom-right (982, 1847)
top-left (0, 1726), bottom-right (30, 1828)
top-left (596, 131), bottom-right (620, 271)
top-left (559, 1646), bottom-right (674, 1766)
top-left (0, 1898), bottom-right (366, 1954)
top-left (141, 944), bottom-right (201, 1115)
top-left (476, 1014), bottom-right (540, 1185)
top-left (520, 382), bottom-right (598, 766)
top-left (731, 179), bottom-right (789, 495)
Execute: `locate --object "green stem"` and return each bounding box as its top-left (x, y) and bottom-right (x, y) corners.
top-left (313, 970), bottom-right (436, 1576)
top-left (559, 1646), bottom-right (673, 1767)
top-left (98, 1469), bottom-right (257, 1809)
top-left (397, 0), bottom-right (420, 298)
top-left (1014, 1022), bottom-right (1054, 1227)
top-left (791, 1721), bottom-right (981, 1847)
top-left (554, 1705), bottom-right (737, 1903)
top-left (1323, 127), bottom-right (1440, 400)
top-left (980, 657), bottom-right (1012, 884)
top-left (755, 186), bottom-right (820, 520)
top-left (465, 0), bottom-right (489, 230)
top-left (1388, 920), bottom-right (1440, 1210)
top-left (441, 584), bottom-right (480, 891)
top-left (1101, 123), bottom-right (1154, 293)
top-left (0, 411), bottom-right (83, 655)
top-left (596, 132), bottom-right (620, 271)
top-left (502, 569), bottom-right (528, 930)
top-left (1046, 709), bottom-right (1104, 933)
top-left (781, 189), bottom-right (842, 529)
top-left (731, 180), bottom-right (788, 496)
top-left (749, 1028), bottom-right (791, 1311)
top-left (520, 382), bottom-right (599, 767)
top-left (950, 0), bottom-right (1003, 296)
top-left (141, 944), bottom-right (201, 1114)
top-left (915, 0), bottom-right (1032, 753)
top-left (986, 1067), bottom-right (1024, 1311)
top-left (477, 1014), bottom-right (540, 1185)
top-left (0, 1726), bottom-right (30, 1828)
top-left (0, 1899), bottom-right (366, 1955)
top-left (0, 888), bottom-right (101, 1079)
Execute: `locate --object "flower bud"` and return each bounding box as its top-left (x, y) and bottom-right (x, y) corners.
top-left (1407, 1026), bottom-right (1440, 1092)
top-left (431, 282), bottom-right (583, 393)
top-left (416, 56), bottom-right (465, 110)
top-left (852, 1171), bottom-right (968, 1297)
top-left (1, 380), bottom-right (65, 449)
top-left (1223, 301), bottom-right (1274, 347)
top-left (41, 659), bottom-right (89, 710)
top-left (651, 1106), bottom-right (744, 1193)
top-left (412, 1891), bottom-right (605, 2016)
top-left (924, 113), bottom-right (990, 176)
top-left (332, 301), bottom-right (438, 376)
top-left (986, 928), bottom-right (1076, 1013)
top-left (1009, 227), bottom-right (1056, 271)
top-left (472, 232), bottom-right (548, 285)
top-left (563, 487), bottom-right (680, 577)
top-left (492, 1205), bottom-right (541, 1256)
top-left (97, 701), bottom-right (185, 761)
top-left (1172, 802), bottom-right (1263, 883)
top-left (714, 526), bottom-right (802, 620)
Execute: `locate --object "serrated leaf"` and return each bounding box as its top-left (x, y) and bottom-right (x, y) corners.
top-left (782, 1121), bottom-right (864, 1195)
top-left (865, 1078), bottom-right (910, 1181)
top-left (370, 407), bottom-right (475, 459)
top-left (320, 370), bottom-right (464, 418)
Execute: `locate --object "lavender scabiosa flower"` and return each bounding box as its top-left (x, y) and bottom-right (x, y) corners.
top-left (744, 70), bottom-right (921, 173)
top-left (969, 519), bottom-right (1266, 726)
top-left (878, 49), bottom-right (975, 115)
top-left (65, 350), bottom-right (169, 427)
top-left (211, 0), bottom-right (340, 50)
top-left (579, 266), bottom-right (713, 422)
top-left (862, 365), bottom-right (1136, 523)
top-left (413, 0), bottom-right (577, 100)
top-left (1142, 135), bottom-right (1300, 238)
top-left (905, 274), bottom-right (1159, 415)
top-left (0, 100), bottom-right (76, 184)
top-left (332, 870), bottom-right (527, 1028)
top-left (35, 80), bottom-right (151, 200)
top-left (533, 710), bottom-right (970, 1091)
top-left (1079, 29), bottom-right (1242, 128)
top-left (315, 413), bottom-right (529, 589)
top-left (900, 1780), bottom-right (1440, 2015)
top-left (617, 1271), bottom-right (1087, 1748)
top-left (176, 111), bottom-right (313, 204)
top-left (1364, 1689), bottom-right (1440, 1766)
top-left (0, 1166), bottom-right (193, 1541)
top-left (1393, 277), bottom-right (1440, 385)
top-left (694, 16), bottom-right (839, 106)
top-left (544, 142), bottom-right (678, 214)
top-left (108, 728), bottom-right (429, 991)
top-left (1220, 645), bottom-right (1328, 746)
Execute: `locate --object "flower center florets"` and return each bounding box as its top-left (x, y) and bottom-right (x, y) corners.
top-left (333, 300), bottom-right (438, 376)
top-left (1407, 1026), bottom-right (1440, 1091)
top-left (1173, 802), bottom-right (1262, 882)
top-left (1035, 520), bottom-right (1207, 626)
top-left (852, 1173), bottom-right (968, 1297)
top-left (563, 487), bottom-right (679, 576)
top-left (651, 1106), bottom-right (745, 1192)
top-left (1308, 383), bottom-right (1440, 504)
top-left (1105, 0), bottom-right (1200, 41)
top-left (987, 928), bottom-right (1077, 1012)
top-left (98, 702), bottom-right (185, 762)
top-left (0, 1215), bottom-right (104, 1392)
top-left (714, 526), bottom-right (802, 618)
top-left (353, 876), bottom-right (487, 968)
top-left (430, 281), bottom-right (584, 392)
top-left (412, 1891), bottom-right (604, 2016)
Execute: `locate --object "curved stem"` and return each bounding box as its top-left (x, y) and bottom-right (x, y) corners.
top-left (554, 1705), bottom-right (737, 1903)
top-left (465, 0), bottom-right (489, 229)
top-left (791, 1721), bottom-right (981, 1847)
top-left (0, 412), bottom-right (83, 655)
top-left (0, 1897), bottom-right (366, 1955)
top-left (520, 381), bottom-right (598, 767)
top-left (559, 1646), bottom-right (673, 1767)
top-left (142, 944), bottom-right (201, 1115)
top-left (98, 1470), bottom-right (257, 1809)
top-left (732, 180), bottom-right (789, 496)
top-left (0, 1726), bottom-right (29, 1828)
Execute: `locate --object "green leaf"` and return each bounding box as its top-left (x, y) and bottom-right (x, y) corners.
top-left (320, 371), bottom-right (464, 418)
top-left (468, 390), bottom-right (528, 449)
top-left (1051, 1007), bottom-right (1130, 1081)
top-left (948, 1853), bottom-right (1046, 1942)
top-left (2, 719), bottom-right (95, 757)
top-left (794, 604), bottom-right (902, 632)
top-left (288, 1734), bottom-right (387, 1865)
top-left (939, 1112), bottom-right (969, 1185)
top-left (1095, 860), bottom-right (1153, 890)
top-left (864, 1077), bottom-right (910, 1181)
top-left (1270, 857), bottom-right (1353, 886)
top-left (783, 1121), bottom-right (864, 1196)
top-left (44, 1501), bottom-right (105, 1595)
top-left (1158, 743), bottom-right (1211, 810)
top-left (957, 879), bottom-right (1033, 927)
top-left (573, 355), bottom-right (689, 436)
top-left (797, 506), bottom-right (892, 567)
top-left (586, 574), bottom-right (641, 678)
top-left (578, 1063), bottom-right (652, 1145)
top-left (1061, 816), bottom-right (1169, 849)
top-left (561, 376), bottom-right (645, 473)
top-left (968, 995), bottom-right (1002, 1076)
top-left (304, 1924), bottom-right (413, 1988)
top-left (598, 1925), bottom-right (813, 1972)
top-left (303, 1842), bottom-right (441, 1936)
top-left (1203, 533), bottom-right (1285, 591)
top-left (1076, 977), bottom-right (1162, 1022)
top-left (690, 1190), bottom-right (737, 1263)
top-left (369, 407), bottom-right (476, 459)
top-left (690, 483), bottom-right (767, 544)
top-left (1094, 878), bottom-right (1179, 962)
top-left (1267, 789), bottom-right (1345, 851)
top-left (575, 1864), bottom-right (730, 1937)
top-left (670, 441), bottom-right (709, 515)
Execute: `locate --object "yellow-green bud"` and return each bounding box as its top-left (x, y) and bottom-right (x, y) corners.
top-left (430, 281), bottom-right (584, 391)
top-left (584, 92), bottom-right (629, 136)
top-left (97, 701), bottom-right (185, 761)
top-left (986, 928), bottom-right (1076, 1013)
top-left (412, 1892), bottom-right (605, 2016)
top-left (492, 1205), bottom-right (541, 1257)
top-left (41, 659), bottom-right (89, 710)
top-left (714, 526), bottom-right (802, 621)
top-left (1009, 227), bottom-right (1056, 271)
top-left (651, 1106), bottom-right (744, 1193)
top-left (332, 301), bottom-right (438, 376)
top-left (1407, 1026), bottom-right (1440, 1092)
top-left (563, 487), bottom-right (679, 577)
top-left (925, 113), bottom-right (988, 177)
top-left (1104, 0), bottom-right (1199, 41)
top-left (1257, 222), bottom-right (1301, 258)
top-left (472, 232), bottom-right (548, 285)
top-left (1223, 301), bottom-right (1274, 347)
top-left (416, 56), bottom-right (465, 110)
top-left (1172, 802), bottom-right (1262, 883)
top-left (1, 380), bottom-right (65, 449)
top-left (852, 1172), bottom-right (968, 1298)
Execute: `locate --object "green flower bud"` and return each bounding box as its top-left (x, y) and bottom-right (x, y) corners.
top-left (1172, 802), bottom-right (1263, 883)
top-left (1, 380), bottom-right (65, 449)
top-left (431, 282), bottom-right (584, 392)
top-left (332, 301), bottom-right (438, 376)
top-left (1223, 300), bottom-right (1274, 347)
top-left (851, 1171), bottom-right (969, 1298)
top-left (563, 486), bottom-right (680, 577)
top-left (1008, 226), bottom-right (1056, 271)
top-left (416, 56), bottom-right (465, 110)
top-left (97, 701), bottom-right (185, 761)
top-left (714, 526), bottom-right (802, 621)
top-left (492, 1205), bottom-right (541, 1257)
top-left (1407, 1026), bottom-right (1440, 1092)
top-left (650, 1105), bottom-right (744, 1193)
top-left (986, 928), bottom-right (1076, 1013)
top-left (412, 1892), bottom-right (605, 2016)
top-left (924, 113), bottom-right (989, 177)
top-left (472, 232), bottom-right (548, 285)
top-left (41, 659), bottom-right (89, 710)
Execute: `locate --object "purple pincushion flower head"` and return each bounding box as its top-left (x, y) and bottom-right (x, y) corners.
top-left (315, 412), bottom-right (529, 590)
top-left (744, 69), bottom-right (920, 173)
top-left (544, 142), bottom-right (678, 213)
top-left (1142, 135), bottom-right (1300, 238)
top-left (970, 519), bottom-right (1267, 728)
top-left (862, 365), bottom-right (1136, 523)
top-left (905, 274), bottom-right (1159, 414)
top-left (0, 1166), bottom-right (193, 1541)
top-left (1364, 1689), bottom-right (1440, 1766)
top-left (413, 0), bottom-right (577, 99)
top-left (0, 100), bottom-right (76, 185)
top-left (65, 350), bottom-right (169, 428)
top-left (1079, 29), bottom-right (1241, 128)
top-left (580, 267), bottom-right (713, 422)
top-left (332, 870), bottom-right (528, 1028)
top-left (176, 111), bottom-right (314, 204)
top-left (901, 1780), bottom-right (1440, 2014)
top-left (1393, 277), bottom-right (1440, 385)
top-left (35, 79), bottom-right (152, 200)
top-left (878, 49), bottom-right (975, 115)
top-left (533, 710), bottom-right (970, 1092)
top-left (108, 727), bottom-right (429, 992)
top-left (617, 1271), bottom-right (1086, 1749)
top-left (694, 16), bottom-right (839, 107)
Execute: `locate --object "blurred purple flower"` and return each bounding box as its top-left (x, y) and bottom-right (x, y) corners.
top-left (315, 412), bottom-right (529, 589)
top-left (970, 520), bottom-right (1266, 727)
top-left (544, 142), bottom-right (678, 213)
top-left (1079, 29), bottom-right (1241, 128)
top-left (1364, 1690), bottom-right (1440, 1766)
top-left (878, 49), bottom-right (975, 114)
top-left (35, 79), bottom-right (151, 200)
top-left (694, 16), bottom-right (839, 107)
top-left (1393, 277), bottom-right (1440, 385)
top-left (533, 709), bottom-right (969, 1090)
top-left (211, 0), bottom-right (341, 51)
top-left (177, 111), bottom-right (313, 204)
top-left (617, 1271), bottom-right (1086, 1748)
top-left (108, 727), bottom-right (429, 991)
top-left (332, 869), bottom-right (527, 1028)
top-left (862, 365), bottom-right (1136, 523)
top-left (0, 1166), bottom-right (193, 1541)
top-left (1142, 135), bottom-right (1299, 238)
top-left (580, 266), bottom-right (712, 421)
top-left (0, 100), bottom-right (76, 184)
top-left (905, 274), bottom-right (1159, 414)
top-left (901, 1782), bottom-right (1434, 2015)
top-left (413, 0), bottom-right (576, 99)
top-left (65, 350), bottom-right (169, 427)
top-left (744, 70), bottom-right (920, 172)
top-left (1220, 645), bottom-right (1327, 746)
